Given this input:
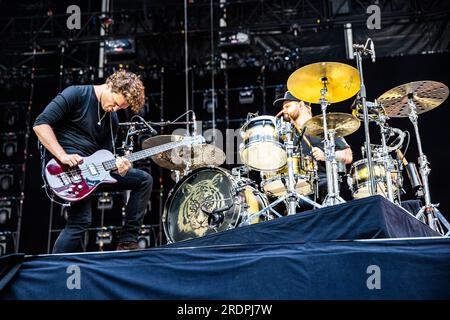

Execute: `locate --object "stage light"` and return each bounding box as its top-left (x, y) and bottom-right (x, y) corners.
top-left (97, 193), bottom-right (114, 210)
top-left (219, 31), bottom-right (250, 48)
top-left (0, 207), bottom-right (10, 225)
top-left (203, 91), bottom-right (218, 113)
top-left (137, 225), bottom-right (152, 249)
top-left (105, 39), bottom-right (135, 55)
top-left (239, 88), bottom-right (254, 104)
top-left (0, 174), bottom-right (13, 192)
top-left (2, 140), bottom-right (17, 158)
top-left (96, 227), bottom-right (113, 245)
top-left (0, 233), bottom-right (7, 256)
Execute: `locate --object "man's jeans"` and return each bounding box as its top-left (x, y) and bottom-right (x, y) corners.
top-left (53, 168), bottom-right (153, 253)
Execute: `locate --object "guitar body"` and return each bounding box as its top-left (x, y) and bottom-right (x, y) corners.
top-left (44, 135), bottom-right (204, 202)
top-left (45, 149), bottom-right (117, 202)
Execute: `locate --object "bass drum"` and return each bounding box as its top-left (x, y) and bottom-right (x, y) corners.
top-left (163, 166), bottom-right (269, 243)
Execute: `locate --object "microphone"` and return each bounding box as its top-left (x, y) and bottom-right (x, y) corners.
top-left (201, 202), bottom-right (233, 226)
top-left (370, 39), bottom-right (376, 63)
top-left (396, 150), bottom-right (423, 194)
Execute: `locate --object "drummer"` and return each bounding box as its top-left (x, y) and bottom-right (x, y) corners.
top-left (274, 91), bottom-right (353, 201)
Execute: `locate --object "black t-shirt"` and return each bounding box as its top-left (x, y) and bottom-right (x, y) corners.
top-left (296, 133), bottom-right (350, 175)
top-left (34, 85), bottom-right (119, 157)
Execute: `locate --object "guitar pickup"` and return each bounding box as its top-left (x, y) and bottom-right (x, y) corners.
top-left (87, 164), bottom-right (99, 176)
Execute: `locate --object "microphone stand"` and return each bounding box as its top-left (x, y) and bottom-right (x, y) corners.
top-left (353, 41), bottom-right (376, 196)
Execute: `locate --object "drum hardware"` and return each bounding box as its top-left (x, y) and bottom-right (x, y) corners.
top-left (378, 81), bottom-right (450, 235)
top-left (302, 112), bottom-right (360, 206)
top-left (396, 149), bottom-right (423, 198)
top-left (248, 120), bottom-right (323, 220)
top-left (287, 62), bottom-right (361, 206)
top-left (353, 40), bottom-right (378, 197)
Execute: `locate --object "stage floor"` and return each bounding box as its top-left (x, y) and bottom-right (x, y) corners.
top-left (1, 196), bottom-right (449, 300)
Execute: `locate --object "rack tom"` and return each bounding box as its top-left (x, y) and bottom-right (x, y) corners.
top-left (239, 116), bottom-right (286, 171)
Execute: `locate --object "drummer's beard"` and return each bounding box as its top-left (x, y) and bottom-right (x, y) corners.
top-left (297, 109), bottom-right (312, 128)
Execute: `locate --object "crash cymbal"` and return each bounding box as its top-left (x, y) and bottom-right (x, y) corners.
top-left (303, 112), bottom-right (360, 138)
top-left (287, 62), bottom-right (360, 104)
top-left (142, 135), bottom-right (226, 170)
top-left (377, 81), bottom-right (449, 118)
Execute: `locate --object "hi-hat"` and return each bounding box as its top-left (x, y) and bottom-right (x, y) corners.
top-left (377, 81), bottom-right (449, 118)
top-left (287, 62), bottom-right (361, 104)
top-left (142, 135), bottom-right (226, 170)
top-left (303, 113), bottom-right (361, 138)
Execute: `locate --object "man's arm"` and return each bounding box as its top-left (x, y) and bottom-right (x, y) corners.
top-left (33, 124), bottom-right (83, 167)
top-left (311, 147), bottom-right (353, 164)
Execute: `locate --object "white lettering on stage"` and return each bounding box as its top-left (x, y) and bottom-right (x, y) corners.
top-left (66, 265), bottom-right (81, 290)
top-left (366, 264), bottom-right (381, 290)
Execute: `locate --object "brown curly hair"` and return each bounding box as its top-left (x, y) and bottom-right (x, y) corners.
top-left (106, 69), bottom-right (145, 113)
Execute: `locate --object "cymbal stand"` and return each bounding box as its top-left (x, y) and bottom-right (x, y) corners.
top-left (376, 108), bottom-right (396, 202)
top-left (320, 81), bottom-right (345, 206)
top-left (408, 97), bottom-right (450, 235)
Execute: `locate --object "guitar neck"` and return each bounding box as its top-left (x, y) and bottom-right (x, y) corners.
top-left (102, 139), bottom-right (191, 171)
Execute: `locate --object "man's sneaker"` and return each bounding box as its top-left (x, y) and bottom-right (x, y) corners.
top-left (116, 241), bottom-right (140, 251)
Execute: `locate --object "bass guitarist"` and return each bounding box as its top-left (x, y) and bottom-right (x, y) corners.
top-left (33, 69), bottom-right (152, 253)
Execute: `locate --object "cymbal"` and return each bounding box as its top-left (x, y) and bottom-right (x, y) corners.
top-left (142, 135), bottom-right (226, 170)
top-left (377, 81), bottom-right (449, 117)
top-left (287, 62), bottom-right (360, 104)
top-left (303, 112), bottom-right (360, 138)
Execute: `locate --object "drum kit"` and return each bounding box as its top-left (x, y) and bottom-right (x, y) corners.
top-left (141, 61), bottom-right (450, 243)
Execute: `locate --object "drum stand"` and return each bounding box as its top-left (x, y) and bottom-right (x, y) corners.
top-left (319, 83), bottom-right (346, 206)
top-left (408, 97), bottom-right (450, 235)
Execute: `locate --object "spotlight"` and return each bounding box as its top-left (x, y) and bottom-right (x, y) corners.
top-left (239, 88), bottom-right (254, 104)
top-left (0, 233), bottom-right (7, 256)
top-left (105, 39), bottom-right (135, 55)
top-left (97, 193), bottom-right (113, 210)
top-left (137, 225), bottom-right (152, 249)
top-left (0, 174), bottom-right (13, 192)
top-left (203, 91), bottom-right (218, 113)
top-left (0, 207), bottom-right (11, 225)
top-left (96, 227), bottom-right (113, 245)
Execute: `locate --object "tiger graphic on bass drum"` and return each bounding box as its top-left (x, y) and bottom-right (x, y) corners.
top-left (177, 173), bottom-right (226, 237)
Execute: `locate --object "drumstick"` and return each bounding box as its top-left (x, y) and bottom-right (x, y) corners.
top-left (288, 115), bottom-right (313, 150)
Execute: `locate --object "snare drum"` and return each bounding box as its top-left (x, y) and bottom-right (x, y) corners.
top-left (347, 158), bottom-right (402, 199)
top-left (239, 116), bottom-right (286, 171)
top-left (261, 155), bottom-right (317, 197)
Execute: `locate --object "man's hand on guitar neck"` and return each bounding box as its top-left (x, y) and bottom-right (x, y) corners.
top-left (115, 157), bottom-right (132, 177)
